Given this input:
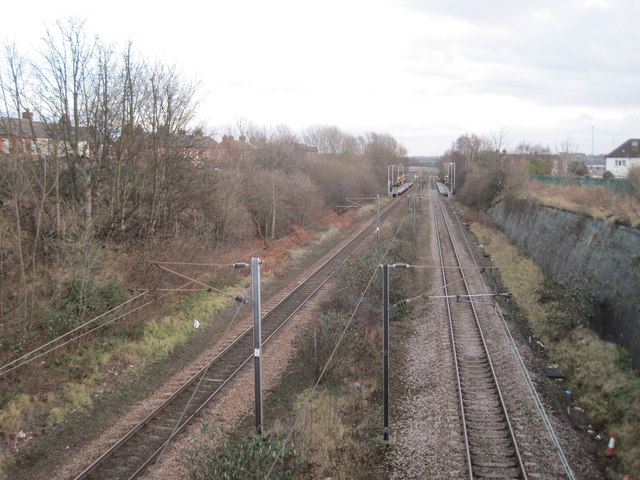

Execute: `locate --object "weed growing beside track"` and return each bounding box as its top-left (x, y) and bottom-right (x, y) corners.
top-left (0, 211), bottom-right (367, 480)
top-left (186, 211), bottom-right (420, 479)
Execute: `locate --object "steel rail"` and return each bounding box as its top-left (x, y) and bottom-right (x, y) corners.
top-left (432, 180), bottom-right (474, 479)
top-left (73, 196), bottom-right (404, 480)
top-left (431, 178), bottom-right (527, 480)
top-left (449, 192), bottom-right (576, 480)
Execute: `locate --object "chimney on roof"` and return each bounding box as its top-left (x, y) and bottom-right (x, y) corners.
top-left (239, 135), bottom-right (246, 142)
top-left (178, 129), bottom-right (186, 135)
top-left (22, 111), bottom-right (33, 121)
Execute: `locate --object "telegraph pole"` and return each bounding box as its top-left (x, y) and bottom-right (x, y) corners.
top-left (251, 257), bottom-right (263, 436)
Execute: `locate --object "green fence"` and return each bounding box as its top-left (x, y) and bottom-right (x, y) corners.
top-left (532, 175), bottom-right (627, 191)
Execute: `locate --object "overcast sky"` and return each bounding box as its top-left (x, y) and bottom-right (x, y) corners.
top-left (4, 0), bottom-right (639, 156)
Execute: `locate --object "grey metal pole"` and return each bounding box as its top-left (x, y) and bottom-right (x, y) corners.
top-left (252, 257), bottom-right (263, 436)
top-left (413, 194), bottom-right (417, 246)
top-left (376, 194), bottom-right (380, 242)
top-left (382, 264), bottom-right (390, 441)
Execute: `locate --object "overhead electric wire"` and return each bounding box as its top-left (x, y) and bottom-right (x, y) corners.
top-left (153, 298), bottom-right (248, 467)
top-left (154, 263), bottom-right (244, 299)
top-left (0, 200), bottom-right (365, 377)
top-left (153, 195), bottom-right (387, 470)
top-left (0, 200), bottom-right (360, 377)
top-left (391, 270), bottom-right (486, 307)
top-left (449, 200), bottom-right (576, 480)
top-left (0, 290), bottom-right (150, 377)
top-left (0, 260), bottom-right (246, 377)
top-left (265, 200), bottom-right (409, 479)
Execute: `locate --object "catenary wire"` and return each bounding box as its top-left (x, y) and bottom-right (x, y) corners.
top-left (449, 199), bottom-right (576, 479)
top-left (0, 290), bottom-right (149, 376)
top-left (265, 201), bottom-right (409, 479)
top-left (153, 299), bottom-right (248, 466)
top-left (0, 198), bottom-right (373, 376)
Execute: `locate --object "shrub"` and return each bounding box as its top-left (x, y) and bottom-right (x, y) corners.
top-left (0, 394), bottom-right (40, 437)
top-left (536, 275), bottom-right (597, 339)
top-left (186, 429), bottom-right (310, 480)
top-left (457, 162), bottom-right (506, 209)
top-left (297, 311), bottom-right (360, 382)
top-left (45, 278), bottom-right (125, 337)
top-left (328, 240), bottom-right (416, 320)
top-left (626, 165), bottom-right (640, 199)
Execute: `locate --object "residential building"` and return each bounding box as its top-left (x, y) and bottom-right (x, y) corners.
top-left (605, 139), bottom-right (640, 177)
top-left (0, 111), bottom-right (91, 158)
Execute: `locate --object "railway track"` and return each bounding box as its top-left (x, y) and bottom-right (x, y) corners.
top-left (431, 183), bottom-right (528, 480)
top-left (72, 196), bottom-right (405, 480)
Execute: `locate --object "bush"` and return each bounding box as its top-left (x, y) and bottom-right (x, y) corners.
top-left (328, 240), bottom-right (416, 320)
top-left (626, 165), bottom-right (640, 199)
top-left (186, 429), bottom-right (310, 480)
top-left (45, 278), bottom-right (125, 337)
top-left (457, 162), bottom-right (506, 209)
top-left (536, 275), bottom-right (597, 339)
top-left (298, 311), bottom-right (360, 382)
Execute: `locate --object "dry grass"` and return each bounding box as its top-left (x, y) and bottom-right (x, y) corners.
top-left (516, 181), bottom-right (640, 227)
top-left (291, 383), bottom-right (375, 479)
top-left (471, 221), bottom-right (549, 336)
top-left (0, 213), bottom-right (360, 479)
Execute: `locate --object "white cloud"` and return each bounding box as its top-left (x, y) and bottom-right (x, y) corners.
top-left (3, 0), bottom-right (639, 155)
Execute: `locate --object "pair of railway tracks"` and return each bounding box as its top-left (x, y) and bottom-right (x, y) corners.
top-left (73, 196), bottom-right (405, 480)
top-left (431, 183), bottom-right (529, 480)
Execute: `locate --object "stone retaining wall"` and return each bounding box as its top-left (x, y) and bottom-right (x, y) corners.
top-left (488, 200), bottom-right (640, 366)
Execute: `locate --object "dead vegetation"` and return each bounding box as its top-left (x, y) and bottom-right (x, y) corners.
top-left (519, 181), bottom-right (640, 228)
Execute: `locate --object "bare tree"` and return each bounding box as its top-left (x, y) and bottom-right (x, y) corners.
top-left (360, 131), bottom-right (407, 184)
top-left (138, 62), bottom-right (199, 235)
top-left (34, 18), bottom-right (97, 236)
top-left (303, 125), bottom-right (359, 157)
top-left (0, 41), bottom-right (58, 323)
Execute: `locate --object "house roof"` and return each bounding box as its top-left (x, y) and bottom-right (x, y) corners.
top-left (0, 116), bottom-right (50, 138)
top-left (0, 114), bottom-right (92, 142)
top-left (605, 138), bottom-right (640, 158)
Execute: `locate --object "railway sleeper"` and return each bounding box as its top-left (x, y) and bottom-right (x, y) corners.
top-left (467, 423), bottom-right (507, 431)
top-left (139, 432), bottom-right (164, 442)
top-left (148, 422), bottom-right (181, 432)
top-left (461, 382), bottom-right (497, 391)
top-left (459, 358), bottom-right (489, 366)
top-left (470, 448), bottom-right (516, 458)
top-left (466, 414), bottom-right (506, 423)
top-left (463, 398), bottom-right (501, 408)
top-left (203, 377), bottom-right (224, 383)
top-left (473, 470), bottom-right (521, 479)
top-left (459, 368), bottom-right (492, 377)
top-left (464, 408), bottom-right (504, 417)
top-left (461, 377), bottom-right (495, 385)
top-left (473, 460), bottom-right (519, 469)
top-left (469, 438), bottom-right (513, 449)
top-left (470, 429), bottom-right (510, 439)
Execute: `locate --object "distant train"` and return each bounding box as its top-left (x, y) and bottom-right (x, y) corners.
top-left (436, 176), bottom-right (454, 196)
top-left (391, 181), bottom-right (413, 197)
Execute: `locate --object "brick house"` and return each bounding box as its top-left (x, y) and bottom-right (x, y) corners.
top-left (0, 111), bottom-right (91, 158)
